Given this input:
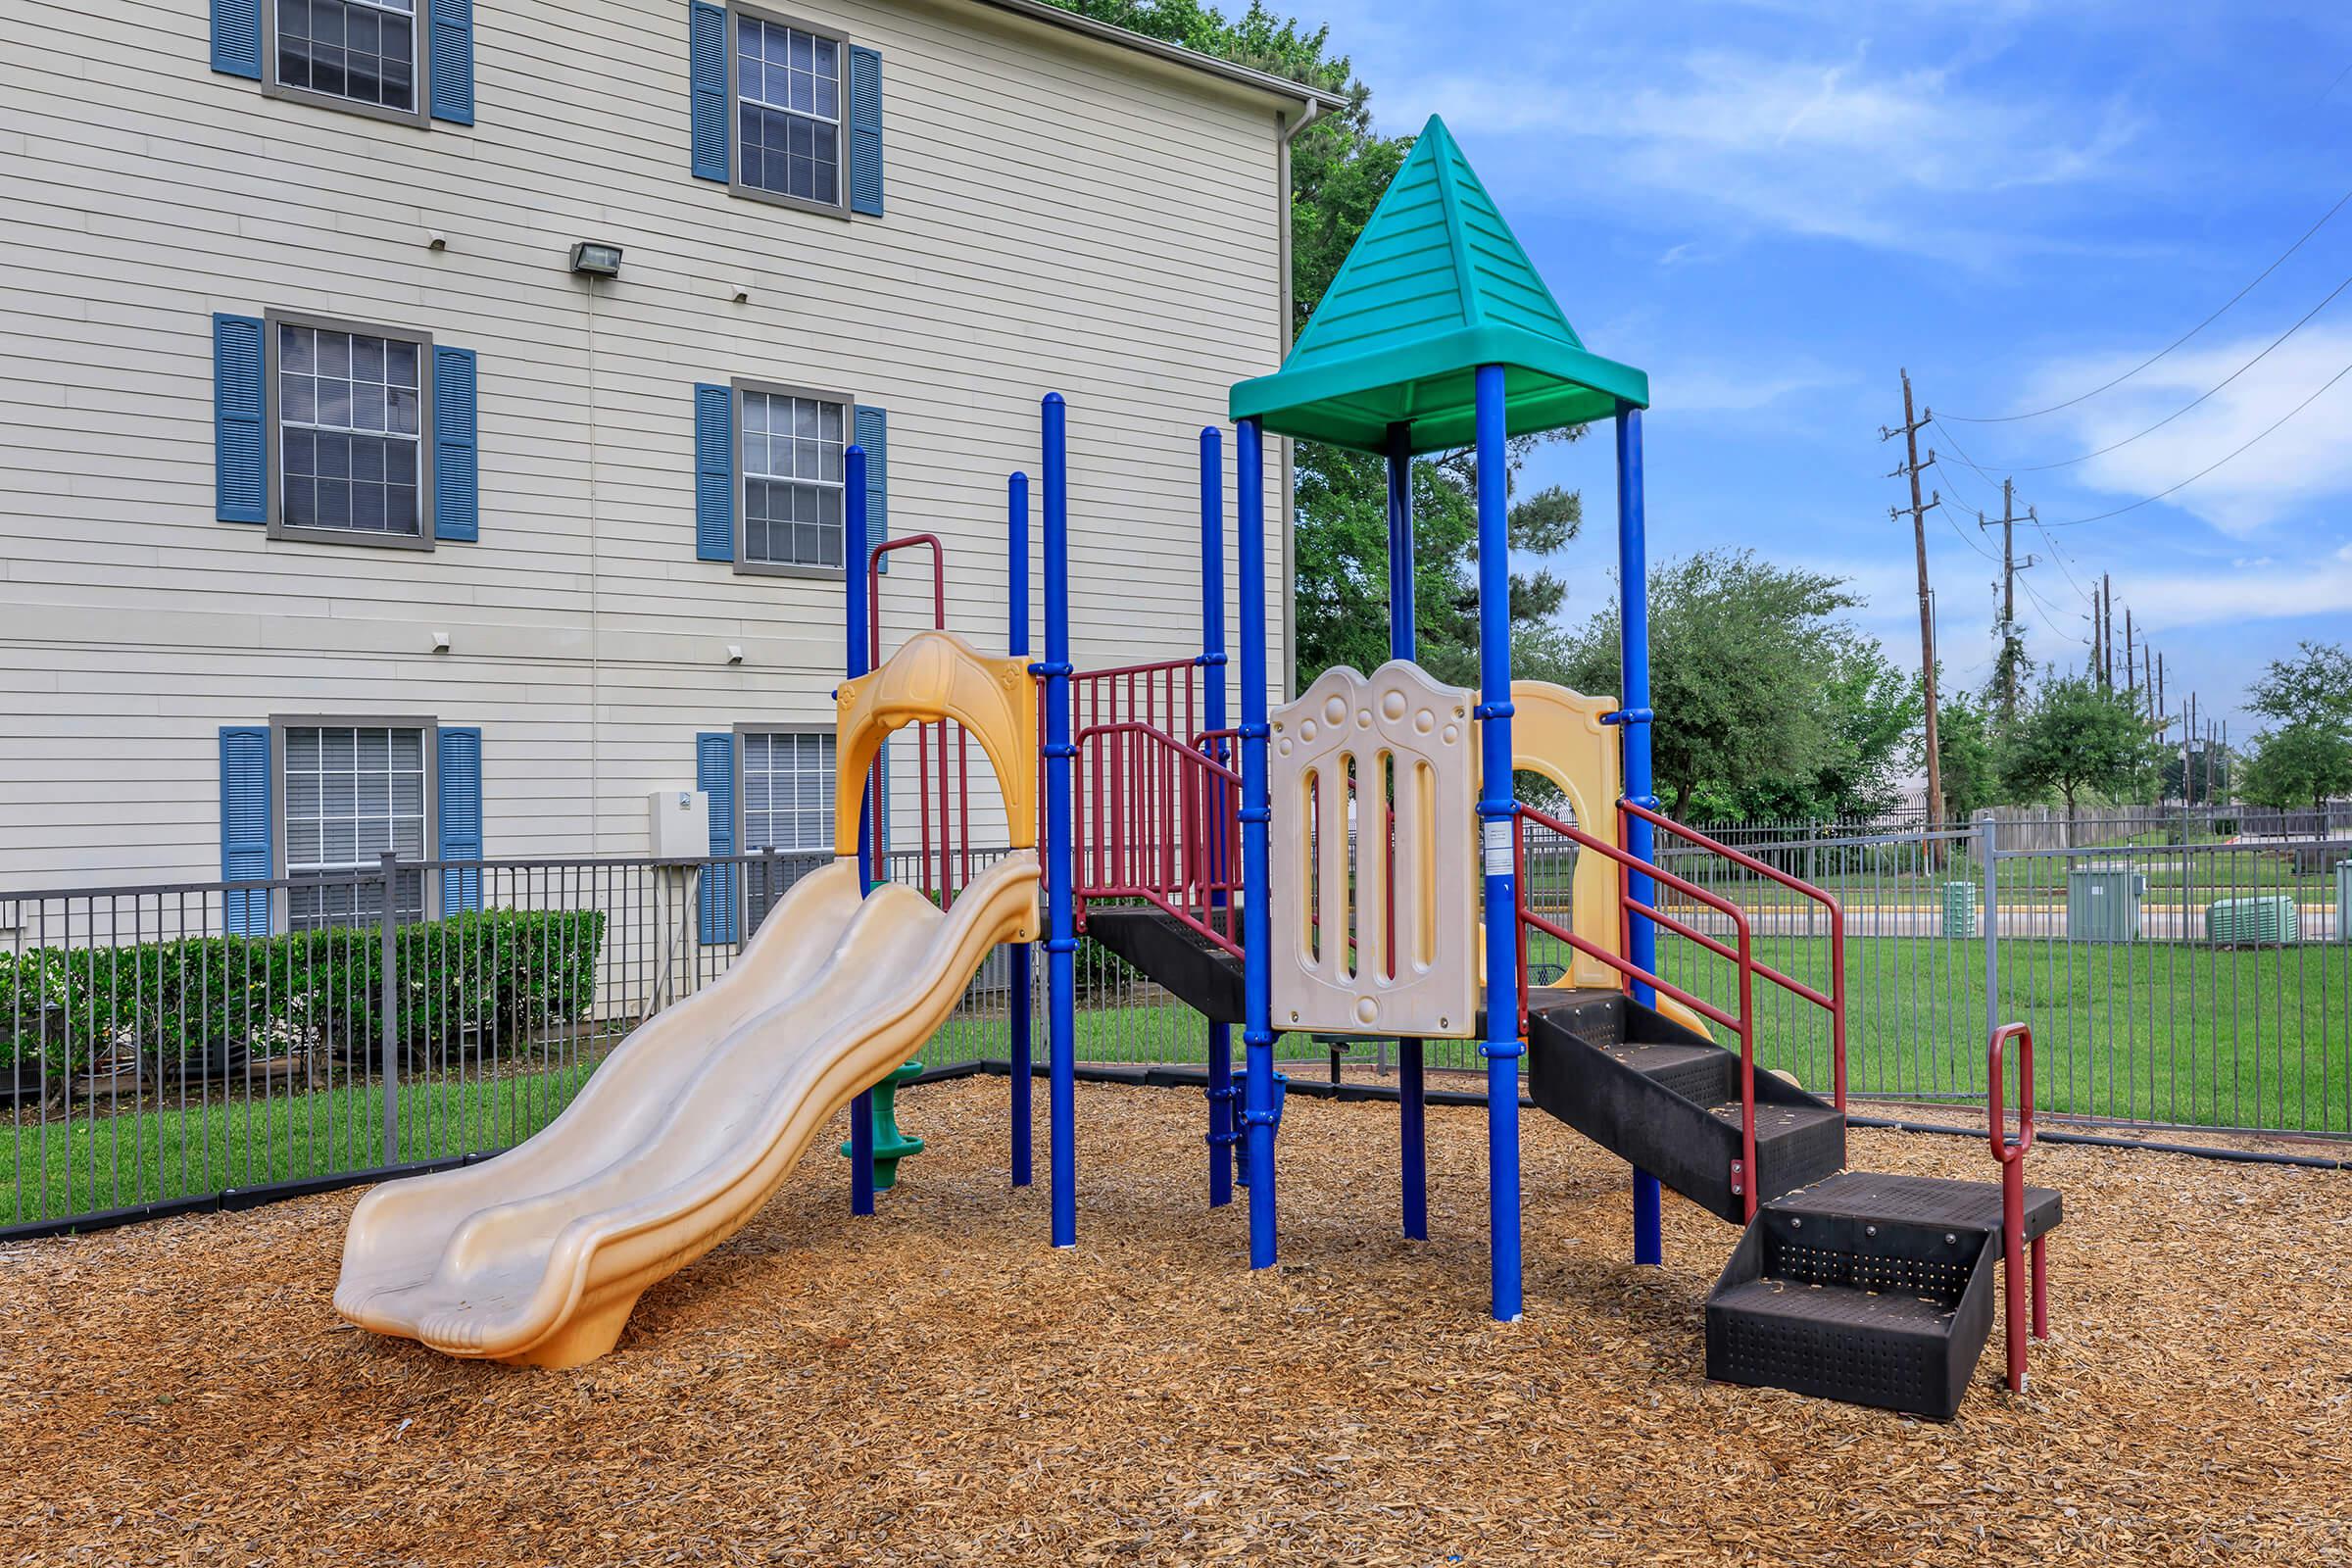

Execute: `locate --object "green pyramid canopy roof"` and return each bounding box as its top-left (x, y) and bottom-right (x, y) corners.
top-left (1231, 116), bottom-right (1648, 456)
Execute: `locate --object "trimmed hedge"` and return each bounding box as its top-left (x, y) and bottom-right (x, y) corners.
top-left (2, 908), bottom-right (605, 1077)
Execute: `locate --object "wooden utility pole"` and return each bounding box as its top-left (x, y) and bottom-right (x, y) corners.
top-left (1884, 369), bottom-right (1944, 855)
top-left (2125, 607), bottom-right (2136, 702)
top-left (1978, 479), bottom-right (2034, 724)
top-left (2101, 575), bottom-right (2115, 688)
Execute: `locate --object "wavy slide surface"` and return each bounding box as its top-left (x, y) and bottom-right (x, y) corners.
top-left (335, 851), bottom-right (1040, 1367)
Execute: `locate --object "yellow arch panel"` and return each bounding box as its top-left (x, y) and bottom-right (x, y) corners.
top-left (833, 630), bottom-right (1038, 856)
top-left (1509, 679), bottom-right (1624, 992)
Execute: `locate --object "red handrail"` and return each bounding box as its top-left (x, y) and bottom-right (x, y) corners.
top-left (1988, 1021), bottom-right (2042, 1393)
top-left (1515, 802), bottom-right (1760, 1215)
top-left (1621, 800), bottom-right (1847, 1110)
top-left (1072, 719), bottom-right (1243, 956)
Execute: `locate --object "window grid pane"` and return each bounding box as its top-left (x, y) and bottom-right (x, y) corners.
top-left (284, 724), bottom-right (430, 931)
top-left (279, 323), bottom-right (423, 538)
top-left (735, 15), bottom-right (842, 206)
top-left (740, 389), bottom-right (847, 568)
top-left (277, 0), bottom-right (417, 112)
top-left (742, 730), bottom-right (836, 931)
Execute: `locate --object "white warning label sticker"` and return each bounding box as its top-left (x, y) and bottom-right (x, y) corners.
top-left (1483, 818), bottom-right (1512, 877)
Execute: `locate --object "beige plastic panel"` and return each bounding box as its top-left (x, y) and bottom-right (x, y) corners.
top-left (1269, 662), bottom-right (1478, 1039)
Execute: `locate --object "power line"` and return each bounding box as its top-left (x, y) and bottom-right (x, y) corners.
top-left (1989, 270), bottom-right (2352, 472)
top-left (1941, 182), bottom-right (2352, 422)
top-left (2037, 354), bottom-right (2352, 525)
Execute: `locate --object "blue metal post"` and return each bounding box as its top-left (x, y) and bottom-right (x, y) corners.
top-left (1235, 417), bottom-right (1277, 1268)
top-left (1386, 418), bottom-right (1428, 1244)
top-left (1616, 407), bottom-right (1664, 1267)
top-left (1008, 470), bottom-right (1034, 1189)
top-left (1041, 395), bottom-right (1078, 1249)
top-left (846, 441), bottom-right (876, 1218)
top-left (1200, 427), bottom-right (1235, 1210)
top-left (1472, 367), bottom-right (1522, 1322)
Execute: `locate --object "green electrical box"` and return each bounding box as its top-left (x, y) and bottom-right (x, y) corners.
top-left (2067, 867), bottom-right (2144, 943)
top-left (2207, 896), bottom-right (2300, 947)
top-left (1940, 881), bottom-right (1978, 939)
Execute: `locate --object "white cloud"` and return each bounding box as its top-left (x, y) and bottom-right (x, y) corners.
top-left (2020, 324), bottom-right (2352, 534)
top-left (1389, 46), bottom-right (2141, 257)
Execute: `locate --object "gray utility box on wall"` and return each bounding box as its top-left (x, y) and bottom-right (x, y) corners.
top-left (2067, 866), bottom-right (2146, 943)
top-left (2339, 860), bottom-right (2352, 944)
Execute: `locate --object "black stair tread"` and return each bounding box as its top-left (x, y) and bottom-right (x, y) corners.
top-left (1704, 1100), bottom-right (1846, 1142)
top-left (1712, 1277), bottom-right (1962, 1338)
top-left (1770, 1170), bottom-right (2062, 1243)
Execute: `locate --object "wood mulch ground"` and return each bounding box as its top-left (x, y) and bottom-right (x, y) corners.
top-left (3, 1078), bottom-right (2349, 1567)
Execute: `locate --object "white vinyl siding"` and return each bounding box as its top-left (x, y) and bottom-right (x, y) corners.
top-left (0, 0), bottom-right (1293, 889)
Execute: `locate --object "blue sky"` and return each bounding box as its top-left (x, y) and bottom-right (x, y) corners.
top-left (1310, 0), bottom-right (2352, 734)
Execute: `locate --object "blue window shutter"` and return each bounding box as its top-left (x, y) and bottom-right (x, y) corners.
top-left (432, 346), bottom-right (479, 541)
top-left (213, 314), bottom-right (267, 524)
top-left (212, 0), bottom-right (263, 78)
top-left (220, 726), bottom-right (272, 936)
top-left (695, 383), bottom-right (735, 563)
top-left (848, 46), bottom-right (884, 216)
top-left (854, 404), bottom-right (887, 545)
top-left (437, 726), bottom-right (484, 912)
top-left (698, 732), bottom-right (739, 945)
top-left (427, 0), bottom-right (475, 124)
top-left (690, 2), bottom-right (729, 182)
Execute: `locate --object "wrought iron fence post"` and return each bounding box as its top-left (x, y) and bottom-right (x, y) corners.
top-left (1980, 813), bottom-right (1999, 1058)
top-left (379, 850), bottom-right (400, 1164)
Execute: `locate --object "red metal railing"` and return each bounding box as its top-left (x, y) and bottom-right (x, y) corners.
top-left (1624, 800), bottom-right (1847, 1110)
top-left (1072, 720), bottom-right (1243, 954)
top-left (1988, 1021), bottom-right (2046, 1393)
top-left (869, 534), bottom-right (971, 906)
top-left (1514, 802), bottom-right (1762, 1214)
top-left (1514, 800), bottom-right (1850, 1220)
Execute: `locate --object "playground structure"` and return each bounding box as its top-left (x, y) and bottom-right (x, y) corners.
top-left (335, 117), bottom-right (2059, 1415)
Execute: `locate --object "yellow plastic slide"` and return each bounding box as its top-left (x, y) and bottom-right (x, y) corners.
top-left (333, 851), bottom-right (1040, 1368)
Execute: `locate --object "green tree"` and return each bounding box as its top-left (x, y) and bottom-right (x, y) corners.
top-left (2236, 641), bottom-right (2352, 812)
top-left (1935, 690), bottom-right (2000, 819)
top-left (1552, 551), bottom-right (1870, 819)
top-left (2239, 725), bottom-right (2351, 812)
top-left (1998, 675), bottom-right (2161, 844)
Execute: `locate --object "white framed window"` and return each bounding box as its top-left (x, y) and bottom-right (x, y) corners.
top-left (735, 382), bottom-right (847, 573)
top-left (269, 313), bottom-right (432, 549)
top-left (278, 721), bottom-right (433, 931)
top-left (266, 0), bottom-right (425, 123)
top-left (729, 7), bottom-right (846, 214)
top-left (740, 727), bottom-right (835, 930)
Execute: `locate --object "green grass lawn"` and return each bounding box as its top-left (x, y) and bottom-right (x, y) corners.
top-left (4, 1062), bottom-right (603, 1229)
top-left (14, 933), bottom-right (2347, 1229)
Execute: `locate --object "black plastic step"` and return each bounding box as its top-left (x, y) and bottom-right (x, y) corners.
top-left (1705, 1205), bottom-right (1995, 1419)
top-left (1704, 1169), bottom-right (2067, 1417)
top-left (1771, 1170), bottom-right (2062, 1245)
top-left (1526, 992), bottom-right (1846, 1223)
top-left (1081, 906), bottom-right (1244, 1024)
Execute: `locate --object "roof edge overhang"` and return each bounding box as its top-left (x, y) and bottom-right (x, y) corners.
top-left (956, 0), bottom-right (1348, 116)
top-left (1230, 325), bottom-right (1652, 455)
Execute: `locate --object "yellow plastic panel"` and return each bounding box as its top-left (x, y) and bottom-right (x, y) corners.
top-left (1508, 680), bottom-right (1626, 992)
top-left (832, 630), bottom-right (1037, 855)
